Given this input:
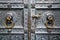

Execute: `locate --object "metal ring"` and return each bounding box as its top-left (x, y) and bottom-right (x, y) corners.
top-left (4, 21), bottom-right (14, 28)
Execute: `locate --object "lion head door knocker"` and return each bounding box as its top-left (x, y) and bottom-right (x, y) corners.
top-left (45, 15), bottom-right (54, 28)
top-left (4, 11), bottom-right (17, 32)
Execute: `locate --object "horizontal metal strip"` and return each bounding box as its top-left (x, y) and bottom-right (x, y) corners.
top-left (36, 2), bottom-right (60, 4)
top-left (0, 33), bottom-right (24, 35)
top-left (35, 1), bottom-right (60, 3)
top-left (35, 33), bottom-right (60, 35)
top-left (0, 1), bottom-right (23, 4)
top-left (35, 3), bottom-right (60, 8)
top-left (0, 8), bottom-right (23, 10)
top-left (36, 8), bottom-right (60, 10)
top-left (35, 3), bottom-right (60, 4)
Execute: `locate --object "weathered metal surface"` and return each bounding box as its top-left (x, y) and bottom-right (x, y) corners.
top-left (0, 0), bottom-right (60, 40)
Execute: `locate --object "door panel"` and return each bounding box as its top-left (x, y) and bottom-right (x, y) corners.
top-left (31, 9), bottom-right (60, 40)
top-left (0, 0), bottom-right (28, 39)
top-left (0, 35), bottom-right (24, 40)
top-left (31, 0), bottom-right (60, 40)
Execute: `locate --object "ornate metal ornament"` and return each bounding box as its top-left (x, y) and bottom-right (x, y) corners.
top-left (4, 11), bottom-right (17, 32)
top-left (45, 12), bottom-right (55, 28)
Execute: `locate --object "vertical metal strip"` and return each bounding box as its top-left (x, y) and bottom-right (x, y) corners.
top-left (28, 0), bottom-right (31, 40)
top-left (24, 8), bottom-right (28, 40)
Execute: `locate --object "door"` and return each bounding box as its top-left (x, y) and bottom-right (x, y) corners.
top-left (30, 0), bottom-right (60, 40)
top-left (0, 0), bottom-right (28, 40)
